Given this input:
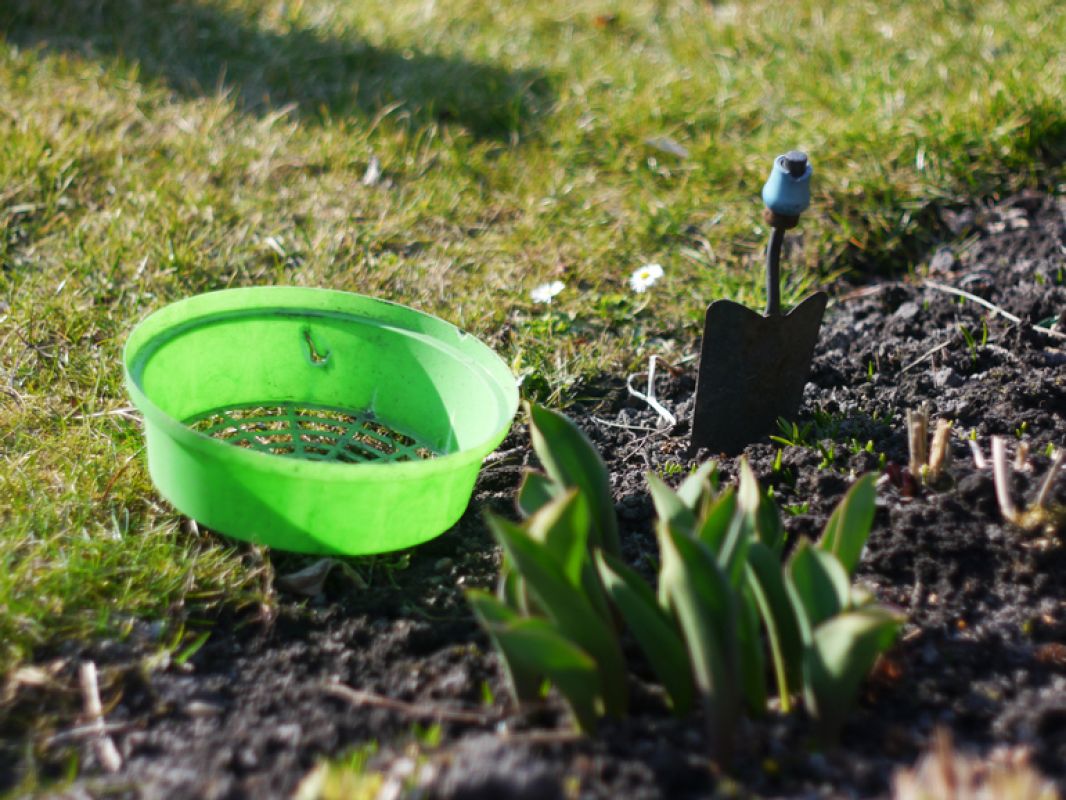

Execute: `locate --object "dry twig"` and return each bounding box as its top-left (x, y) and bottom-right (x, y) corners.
top-left (900, 339), bottom-right (953, 374)
top-left (923, 281), bottom-right (1066, 341)
top-left (46, 720), bottom-right (132, 748)
top-left (319, 681), bottom-right (501, 726)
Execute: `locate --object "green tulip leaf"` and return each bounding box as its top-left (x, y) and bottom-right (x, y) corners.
top-left (524, 489), bottom-right (614, 624)
top-left (525, 489), bottom-right (590, 588)
top-left (746, 541), bottom-right (804, 708)
top-left (805, 606), bottom-right (903, 741)
top-left (818, 473), bottom-right (877, 576)
top-left (787, 540), bottom-right (850, 636)
top-left (737, 459), bottom-right (761, 517)
top-left (487, 512), bottom-right (627, 716)
top-left (719, 513), bottom-right (752, 590)
top-left (695, 487), bottom-right (737, 555)
top-left (468, 590), bottom-right (602, 731)
top-left (528, 402), bottom-right (620, 556)
top-left (517, 470), bottom-right (558, 518)
top-left (467, 589), bottom-right (543, 702)
top-left (736, 584), bottom-right (768, 715)
top-left (677, 461), bottom-right (719, 509)
top-left (756, 486), bottom-right (785, 554)
top-left (647, 472), bottom-right (697, 534)
top-left (658, 521), bottom-right (740, 758)
top-left (595, 551), bottom-right (694, 714)
top-left (496, 560), bottom-right (529, 614)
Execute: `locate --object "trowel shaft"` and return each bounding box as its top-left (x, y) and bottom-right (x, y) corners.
top-left (765, 226), bottom-right (785, 317)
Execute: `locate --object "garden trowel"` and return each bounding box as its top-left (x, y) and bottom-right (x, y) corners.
top-left (690, 151), bottom-right (827, 455)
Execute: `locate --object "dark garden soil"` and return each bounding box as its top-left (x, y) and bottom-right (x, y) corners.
top-left (3, 191), bottom-right (1066, 799)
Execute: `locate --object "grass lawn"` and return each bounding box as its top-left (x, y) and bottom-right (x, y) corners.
top-left (1, 0), bottom-right (1064, 694)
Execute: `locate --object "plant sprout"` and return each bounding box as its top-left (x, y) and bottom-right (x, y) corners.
top-left (470, 403), bottom-right (903, 754)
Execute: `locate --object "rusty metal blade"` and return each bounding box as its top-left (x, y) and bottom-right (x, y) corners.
top-left (690, 292), bottom-right (827, 455)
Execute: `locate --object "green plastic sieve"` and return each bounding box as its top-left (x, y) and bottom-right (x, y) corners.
top-left (124, 287), bottom-right (519, 554)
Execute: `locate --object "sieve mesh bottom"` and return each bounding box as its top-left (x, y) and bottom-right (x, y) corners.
top-left (185, 402), bottom-right (436, 464)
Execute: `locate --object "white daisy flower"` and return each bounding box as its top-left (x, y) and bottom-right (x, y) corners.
top-left (531, 280), bottom-right (565, 304)
top-left (629, 263), bottom-right (664, 293)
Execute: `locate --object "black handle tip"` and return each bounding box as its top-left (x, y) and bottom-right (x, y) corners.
top-left (782, 150), bottom-right (808, 177)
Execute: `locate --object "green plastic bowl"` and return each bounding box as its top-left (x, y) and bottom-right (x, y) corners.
top-left (124, 287), bottom-right (518, 554)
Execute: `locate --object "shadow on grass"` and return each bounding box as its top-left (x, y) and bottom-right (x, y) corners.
top-left (0, 0), bottom-right (554, 141)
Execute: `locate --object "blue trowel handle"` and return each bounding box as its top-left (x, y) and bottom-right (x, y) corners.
top-left (762, 151), bottom-right (811, 217)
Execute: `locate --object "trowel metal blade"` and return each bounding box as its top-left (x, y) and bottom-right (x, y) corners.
top-left (690, 291), bottom-right (827, 455)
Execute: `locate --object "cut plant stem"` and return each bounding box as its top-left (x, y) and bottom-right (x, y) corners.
top-left (79, 661), bottom-right (122, 774)
top-left (1033, 449), bottom-right (1065, 511)
top-left (991, 437), bottom-right (1066, 534)
top-left (991, 437), bottom-right (1020, 524)
top-left (927, 419), bottom-right (953, 482)
top-left (1014, 440), bottom-right (1030, 471)
top-left (906, 406), bottom-right (929, 478)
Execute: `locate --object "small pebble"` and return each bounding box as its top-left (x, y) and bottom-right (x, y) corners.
top-left (237, 747), bottom-right (258, 769)
top-left (185, 700), bottom-right (224, 717)
top-left (929, 247), bottom-right (956, 273)
top-left (932, 367), bottom-right (962, 388)
top-left (893, 301), bottom-right (920, 321)
top-left (273, 723), bottom-right (302, 745)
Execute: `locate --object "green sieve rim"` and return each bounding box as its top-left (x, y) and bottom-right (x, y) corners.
top-left (124, 287), bottom-right (519, 482)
